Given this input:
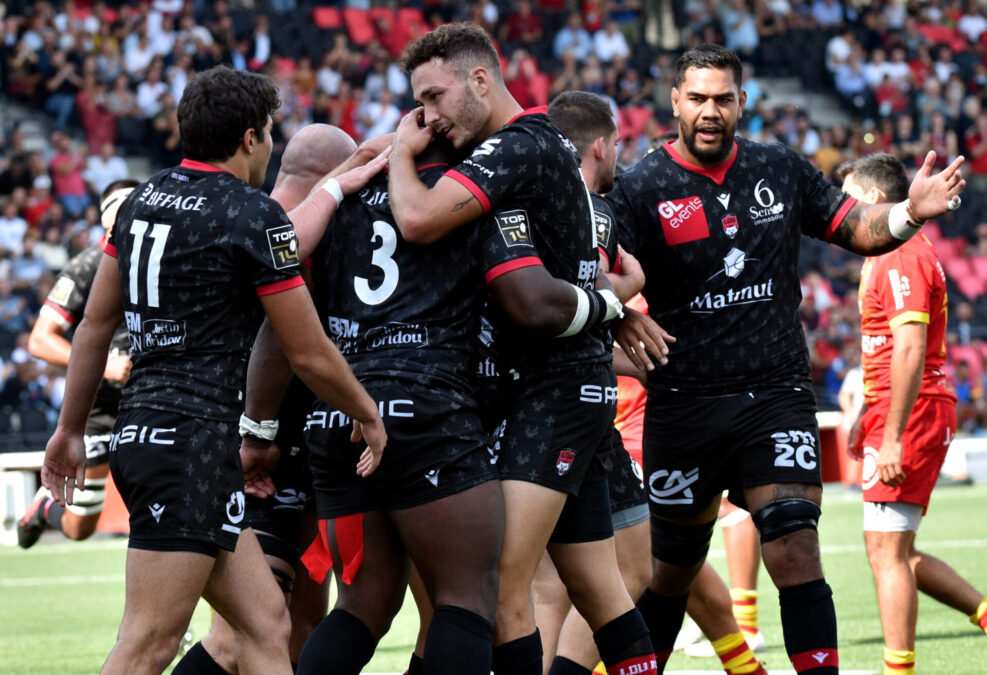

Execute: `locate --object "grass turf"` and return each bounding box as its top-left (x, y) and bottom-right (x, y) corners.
top-left (1, 482), bottom-right (985, 674)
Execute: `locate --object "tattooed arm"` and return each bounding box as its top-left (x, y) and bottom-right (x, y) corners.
top-left (830, 151), bottom-right (966, 256)
top-left (389, 109), bottom-right (486, 244)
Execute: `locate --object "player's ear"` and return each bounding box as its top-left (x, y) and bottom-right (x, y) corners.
top-left (470, 66), bottom-right (489, 96)
top-left (737, 89), bottom-right (747, 119)
top-left (671, 87), bottom-right (680, 118)
top-left (590, 135), bottom-right (605, 162)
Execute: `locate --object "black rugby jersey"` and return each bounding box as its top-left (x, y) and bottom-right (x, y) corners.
top-left (592, 192), bottom-right (620, 272)
top-left (105, 159), bottom-right (305, 420)
top-left (450, 108), bottom-right (607, 371)
top-left (42, 237), bottom-right (130, 403)
top-left (607, 138), bottom-right (855, 395)
top-left (311, 165), bottom-right (485, 390)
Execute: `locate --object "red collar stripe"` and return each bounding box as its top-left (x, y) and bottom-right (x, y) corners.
top-left (179, 159), bottom-right (232, 174)
top-left (663, 140), bottom-right (737, 186)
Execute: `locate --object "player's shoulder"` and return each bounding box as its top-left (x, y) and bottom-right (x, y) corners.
top-left (60, 242), bottom-right (103, 279)
top-left (735, 136), bottom-right (803, 169)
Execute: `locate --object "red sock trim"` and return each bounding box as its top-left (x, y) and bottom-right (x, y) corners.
top-left (719, 642), bottom-right (751, 663)
top-left (790, 648), bottom-right (838, 671)
top-left (605, 654), bottom-right (657, 675)
top-left (979, 612), bottom-right (987, 631)
top-left (884, 659), bottom-right (914, 670)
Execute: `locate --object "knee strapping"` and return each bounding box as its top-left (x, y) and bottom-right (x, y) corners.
top-left (66, 477), bottom-right (105, 516)
top-left (650, 517), bottom-right (716, 567)
top-left (752, 498), bottom-right (820, 544)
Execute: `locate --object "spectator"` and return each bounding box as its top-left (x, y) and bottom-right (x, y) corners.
top-left (963, 110), bottom-right (987, 193)
top-left (593, 20), bottom-right (631, 63)
top-left (0, 200), bottom-right (29, 258)
top-left (810, 0), bottom-right (844, 28)
top-left (954, 301), bottom-right (977, 346)
top-left (11, 233), bottom-right (48, 291)
top-left (721, 0), bottom-right (760, 61)
top-left (34, 223), bottom-right (69, 272)
top-left (550, 49), bottom-right (584, 97)
top-left (75, 72), bottom-right (116, 154)
top-left (48, 132), bottom-right (90, 218)
top-left (355, 88), bottom-right (401, 141)
top-left (499, 0), bottom-right (544, 55)
top-left (0, 152), bottom-right (35, 196)
top-left (0, 277), bottom-right (30, 335)
top-left (83, 141), bottom-right (129, 197)
top-left (135, 58), bottom-right (169, 118)
top-left (43, 49), bottom-right (82, 130)
top-left (957, 0), bottom-right (987, 44)
top-left (105, 72), bottom-right (145, 155)
top-left (553, 11), bottom-right (593, 62)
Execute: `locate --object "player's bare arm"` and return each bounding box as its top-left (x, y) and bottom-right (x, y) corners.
top-left (42, 255), bottom-right (124, 505)
top-left (831, 151), bottom-right (965, 255)
top-left (260, 286), bottom-right (387, 476)
top-left (287, 147), bottom-right (391, 259)
top-left (29, 312), bottom-right (131, 383)
top-left (878, 321), bottom-right (927, 488)
top-left (488, 264), bottom-right (623, 338)
top-left (604, 246), bottom-right (645, 303)
top-left (389, 108), bottom-right (485, 244)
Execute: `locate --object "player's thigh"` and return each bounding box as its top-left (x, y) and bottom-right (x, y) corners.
top-left (500, 479), bottom-right (569, 584)
top-left (118, 547), bottom-right (215, 641)
top-left (614, 519), bottom-right (651, 598)
top-left (202, 528), bottom-right (287, 637)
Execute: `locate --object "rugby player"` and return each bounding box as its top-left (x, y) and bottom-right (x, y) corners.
top-left (40, 66), bottom-right (385, 675)
top-left (173, 123), bottom-right (360, 674)
top-left (18, 179), bottom-right (138, 548)
top-left (606, 43), bottom-right (966, 674)
top-left (389, 23), bottom-right (664, 675)
top-left (837, 152), bottom-right (987, 675)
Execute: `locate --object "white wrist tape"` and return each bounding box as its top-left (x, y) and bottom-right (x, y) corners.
top-left (558, 285), bottom-right (590, 337)
top-left (598, 288), bottom-right (624, 321)
top-left (320, 178), bottom-right (343, 205)
top-left (238, 413), bottom-right (279, 441)
top-left (888, 199), bottom-right (923, 241)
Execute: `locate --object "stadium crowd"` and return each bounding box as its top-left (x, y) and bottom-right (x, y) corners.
top-left (1, 0), bottom-right (987, 445)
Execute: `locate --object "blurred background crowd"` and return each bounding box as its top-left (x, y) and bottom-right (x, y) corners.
top-left (2, 0), bottom-right (987, 450)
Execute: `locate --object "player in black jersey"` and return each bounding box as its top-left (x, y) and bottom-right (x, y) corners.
top-left (172, 123), bottom-right (360, 674)
top-left (40, 67), bottom-right (386, 675)
top-left (17, 179), bottom-right (139, 549)
top-left (390, 24), bottom-right (661, 675)
top-left (606, 44), bottom-right (966, 675)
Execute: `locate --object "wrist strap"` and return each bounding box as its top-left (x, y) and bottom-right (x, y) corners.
top-left (557, 285), bottom-right (624, 338)
top-left (320, 178), bottom-right (343, 205)
top-left (238, 413), bottom-right (278, 441)
top-left (888, 199), bottom-right (923, 241)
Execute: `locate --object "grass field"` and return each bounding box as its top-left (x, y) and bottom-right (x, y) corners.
top-left (2, 482), bottom-right (985, 674)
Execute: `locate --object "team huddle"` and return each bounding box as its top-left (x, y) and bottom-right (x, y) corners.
top-left (29, 23), bottom-right (981, 675)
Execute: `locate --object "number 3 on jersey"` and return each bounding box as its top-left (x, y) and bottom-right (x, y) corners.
top-left (129, 219), bottom-right (171, 308)
top-left (354, 220), bottom-right (399, 306)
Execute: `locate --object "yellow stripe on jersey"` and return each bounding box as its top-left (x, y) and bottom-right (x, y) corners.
top-left (889, 311), bottom-right (930, 331)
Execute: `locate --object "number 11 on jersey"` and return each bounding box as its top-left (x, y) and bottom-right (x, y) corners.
top-left (129, 219), bottom-right (171, 308)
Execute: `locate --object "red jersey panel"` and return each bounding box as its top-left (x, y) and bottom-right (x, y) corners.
top-left (858, 233), bottom-right (955, 405)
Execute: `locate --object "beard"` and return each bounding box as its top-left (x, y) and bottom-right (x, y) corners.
top-left (597, 163), bottom-right (615, 194)
top-left (452, 86), bottom-right (487, 150)
top-left (681, 120), bottom-right (735, 165)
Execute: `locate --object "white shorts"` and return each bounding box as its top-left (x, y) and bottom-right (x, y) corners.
top-left (862, 501), bottom-right (923, 533)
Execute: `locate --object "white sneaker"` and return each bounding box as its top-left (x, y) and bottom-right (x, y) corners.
top-left (673, 616), bottom-right (705, 651)
top-left (743, 629), bottom-right (767, 653)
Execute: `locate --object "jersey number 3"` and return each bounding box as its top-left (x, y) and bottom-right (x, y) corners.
top-left (128, 220), bottom-right (171, 308)
top-left (354, 220), bottom-right (399, 306)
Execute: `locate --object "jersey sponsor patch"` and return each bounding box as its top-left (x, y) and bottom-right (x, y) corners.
top-left (495, 209), bottom-right (531, 248)
top-left (657, 196), bottom-right (709, 245)
top-left (266, 224), bottom-right (300, 269)
top-left (594, 209), bottom-right (613, 249)
top-left (721, 214), bottom-right (738, 239)
top-left (48, 276), bottom-right (76, 306)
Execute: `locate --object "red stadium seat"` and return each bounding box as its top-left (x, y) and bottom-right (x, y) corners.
top-left (312, 7), bottom-right (342, 29)
top-left (397, 7), bottom-right (429, 37)
top-left (343, 7), bottom-right (376, 46)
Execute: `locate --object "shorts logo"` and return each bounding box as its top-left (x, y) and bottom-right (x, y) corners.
top-left (272, 489), bottom-right (307, 510)
top-left (657, 196), bottom-right (709, 246)
top-left (425, 469), bottom-right (440, 487)
top-left (496, 209), bottom-right (531, 248)
top-left (594, 210), bottom-right (613, 249)
top-left (266, 224), bottom-right (300, 269)
top-left (861, 446), bottom-right (881, 490)
top-left (771, 430), bottom-right (818, 471)
top-left (48, 276), bottom-right (75, 305)
top-left (148, 503), bottom-right (165, 523)
top-left (556, 449), bottom-right (576, 476)
top-left (648, 468), bottom-right (699, 505)
top-left (222, 491), bottom-right (245, 534)
top-left (722, 214), bottom-right (738, 239)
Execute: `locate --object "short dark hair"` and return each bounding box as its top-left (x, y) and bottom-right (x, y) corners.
top-left (101, 178), bottom-right (140, 202)
top-left (835, 152), bottom-right (908, 203)
top-left (400, 23), bottom-right (502, 82)
top-left (675, 43), bottom-right (743, 88)
top-left (548, 91), bottom-right (617, 155)
top-left (178, 66), bottom-right (281, 162)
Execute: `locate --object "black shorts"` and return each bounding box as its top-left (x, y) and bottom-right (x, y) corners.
top-left (247, 379), bottom-right (316, 566)
top-left (497, 363), bottom-right (616, 495)
top-left (643, 386), bottom-right (822, 519)
top-left (305, 379), bottom-right (497, 518)
top-left (84, 391), bottom-right (120, 466)
top-left (608, 427), bottom-right (647, 518)
top-left (109, 408), bottom-right (245, 556)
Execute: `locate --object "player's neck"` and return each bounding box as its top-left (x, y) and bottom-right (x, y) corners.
top-left (486, 92), bottom-right (525, 136)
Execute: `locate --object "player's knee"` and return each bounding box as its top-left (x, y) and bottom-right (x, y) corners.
top-left (650, 517), bottom-right (716, 568)
top-left (752, 498), bottom-right (820, 545)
